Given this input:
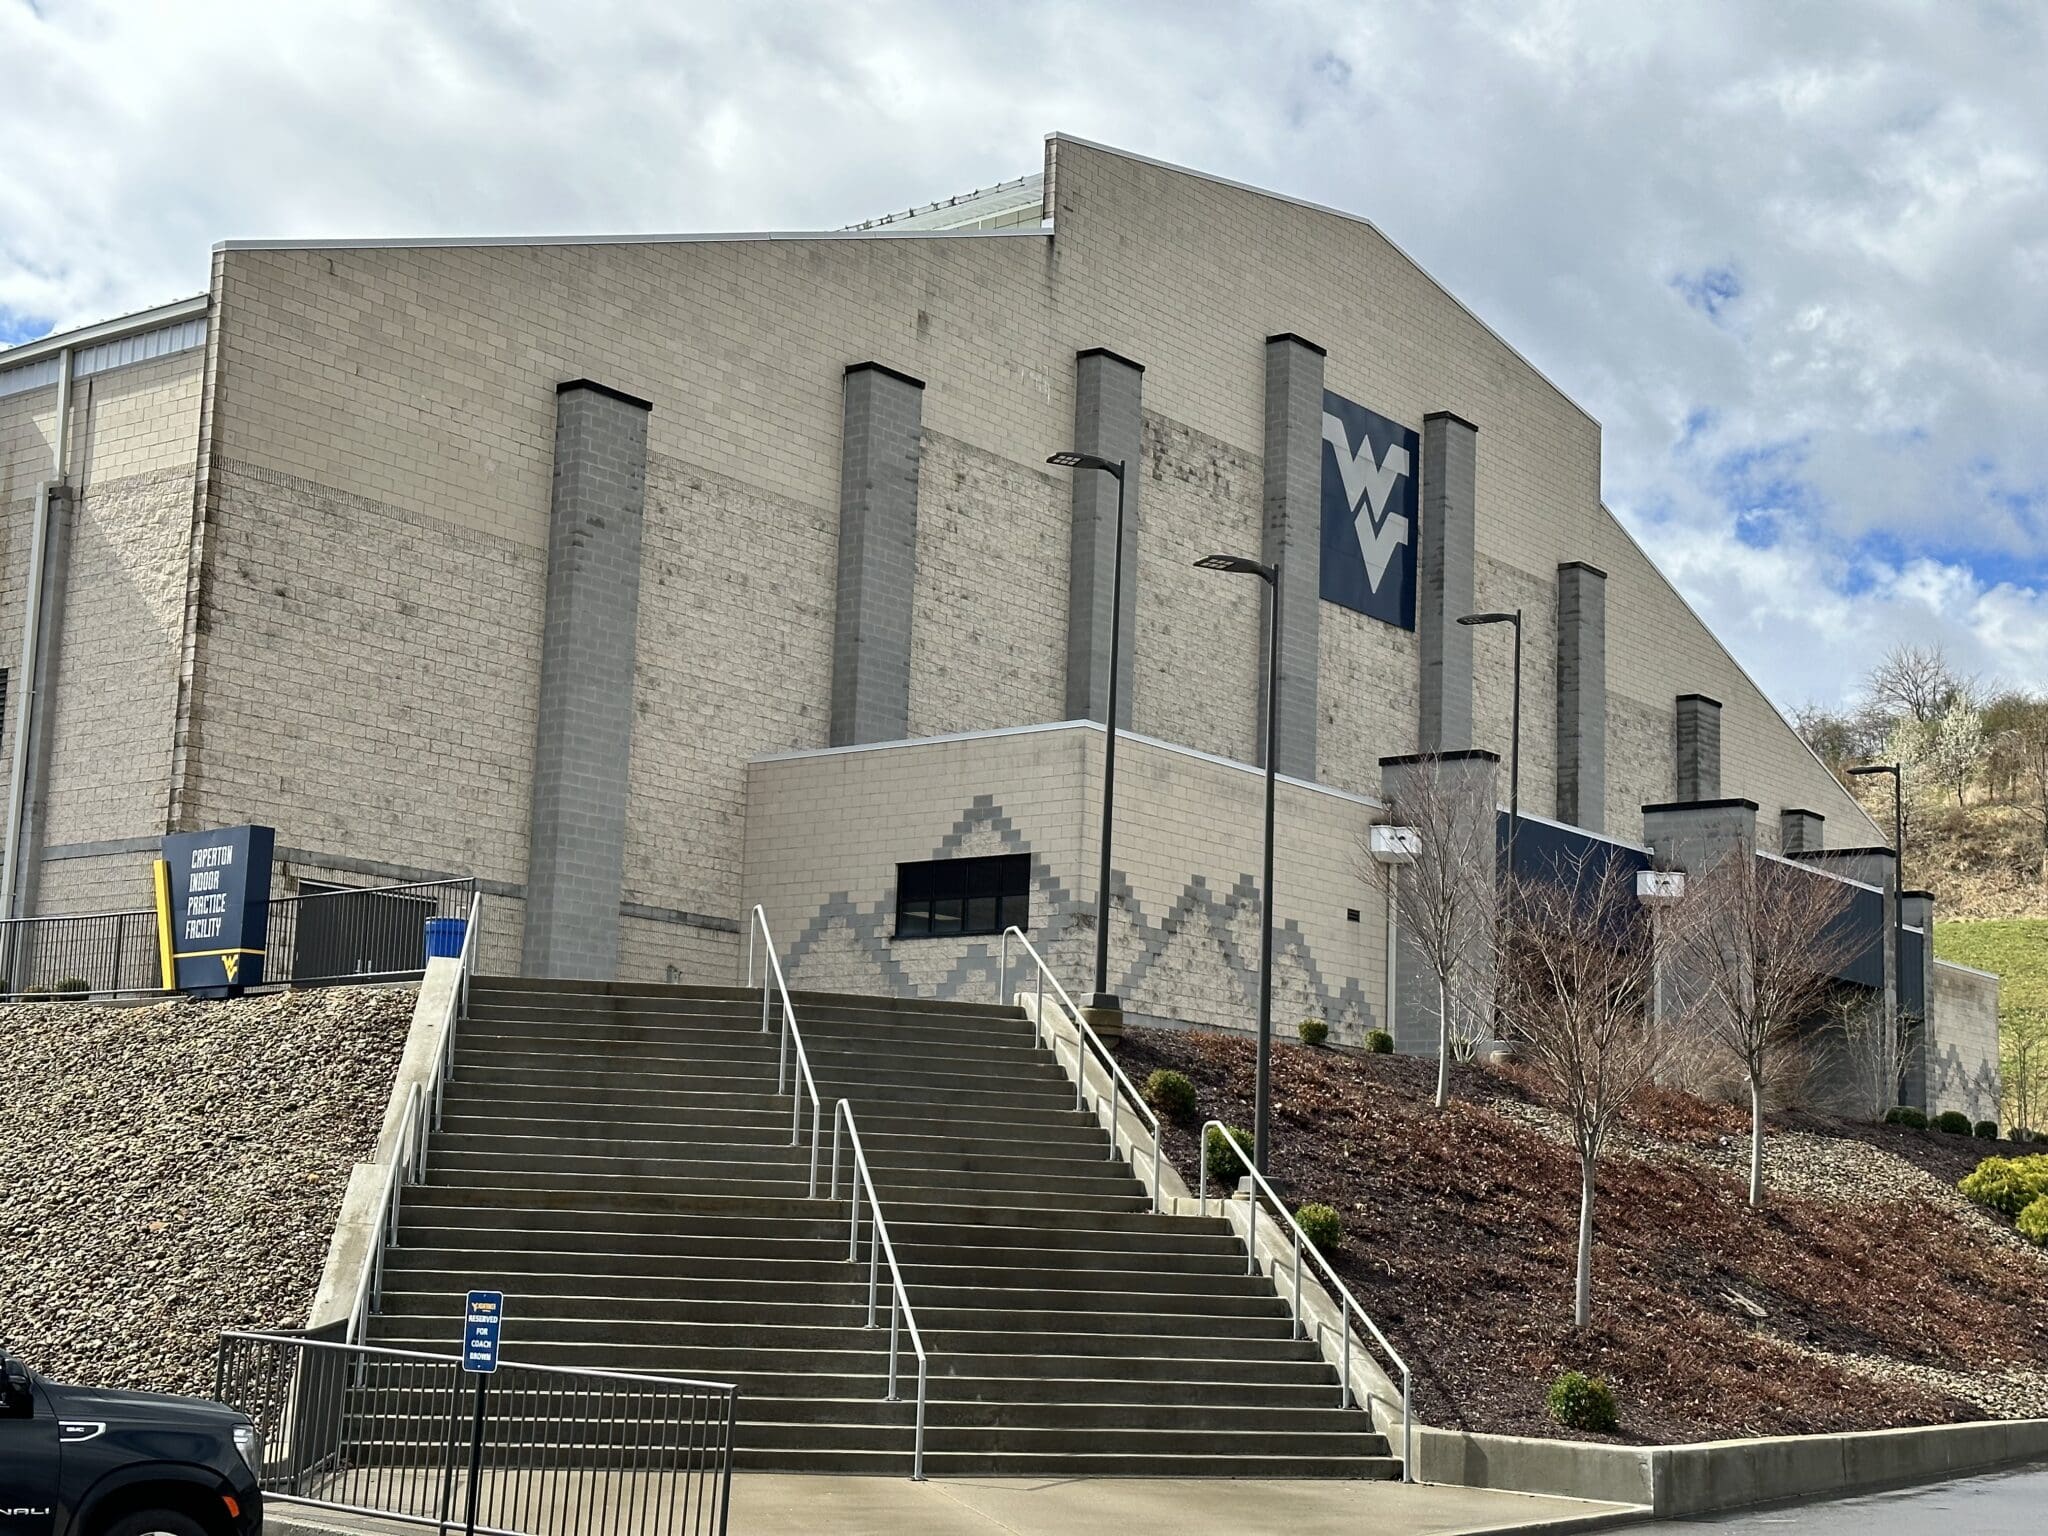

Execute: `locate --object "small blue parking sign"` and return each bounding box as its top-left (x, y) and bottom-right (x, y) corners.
top-left (463, 1290), bottom-right (505, 1374)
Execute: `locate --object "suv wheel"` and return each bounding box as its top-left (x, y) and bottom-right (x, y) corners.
top-left (102, 1513), bottom-right (210, 1536)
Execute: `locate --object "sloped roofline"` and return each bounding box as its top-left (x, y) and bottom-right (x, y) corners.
top-left (1046, 133), bottom-right (1598, 431)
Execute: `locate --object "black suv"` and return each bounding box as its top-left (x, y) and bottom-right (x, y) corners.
top-left (0, 1351), bottom-right (262, 1536)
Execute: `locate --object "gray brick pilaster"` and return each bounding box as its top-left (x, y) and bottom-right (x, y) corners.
top-left (1379, 750), bottom-right (1501, 1058)
top-left (523, 379), bottom-right (651, 980)
top-left (1418, 412), bottom-right (1478, 752)
top-left (1900, 888), bottom-right (1935, 1107)
top-left (1064, 348), bottom-right (1142, 727)
top-left (1554, 561), bottom-right (1607, 831)
top-left (1641, 796), bottom-right (1757, 874)
top-left (1779, 808), bottom-right (1825, 853)
top-left (830, 362), bottom-right (926, 746)
top-left (1260, 334), bottom-right (1325, 779)
top-left (1675, 693), bottom-right (1723, 802)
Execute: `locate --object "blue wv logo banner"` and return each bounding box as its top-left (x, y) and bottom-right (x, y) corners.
top-left (1319, 392), bottom-right (1418, 630)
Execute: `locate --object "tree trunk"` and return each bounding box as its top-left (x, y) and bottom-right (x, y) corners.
top-left (1748, 1072), bottom-right (1766, 1208)
top-left (1435, 976), bottom-right (1450, 1109)
top-left (1574, 1152), bottom-right (1595, 1328)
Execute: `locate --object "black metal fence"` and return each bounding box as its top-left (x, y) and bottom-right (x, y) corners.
top-left (268, 878), bottom-right (477, 987)
top-left (0, 908), bottom-right (159, 998)
top-left (216, 1331), bottom-right (737, 1536)
top-left (0, 876), bottom-right (478, 999)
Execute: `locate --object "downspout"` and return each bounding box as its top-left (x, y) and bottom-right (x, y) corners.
top-left (1, 345), bottom-right (73, 923)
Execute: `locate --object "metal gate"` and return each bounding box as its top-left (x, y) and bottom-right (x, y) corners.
top-left (216, 1331), bottom-right (737, 1536)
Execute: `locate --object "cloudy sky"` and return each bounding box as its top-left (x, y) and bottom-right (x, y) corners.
top-left (3, 0), bottom-right (2042, 712)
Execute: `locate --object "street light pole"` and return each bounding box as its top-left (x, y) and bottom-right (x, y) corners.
top-left (1048, 452), bottom-right (1129, 1012)
top-left (1195, 552), bottom-right (1282, 1173)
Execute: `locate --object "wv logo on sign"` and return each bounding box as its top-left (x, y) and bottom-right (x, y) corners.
top-left (1317, 392), bottom-right (1418, 631)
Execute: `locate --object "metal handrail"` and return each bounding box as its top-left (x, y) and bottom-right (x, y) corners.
top-left (998, 926), bottom-right (1161, 1213)
top-left (350, 891), bottom-right (485, 1342)
top-left (829, 1099), bottom-right (929, 1481)
top-left (746, 905), bottom-right (823, 1198)
top-left (1198, 1119), bottom-right (1413, 1481)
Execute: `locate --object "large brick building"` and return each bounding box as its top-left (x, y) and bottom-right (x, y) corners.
top-left (0, 136), bottom-right (1998, 1114)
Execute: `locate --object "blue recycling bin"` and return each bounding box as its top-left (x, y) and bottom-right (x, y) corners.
top-left (424, 916), bottom-right (467, 960)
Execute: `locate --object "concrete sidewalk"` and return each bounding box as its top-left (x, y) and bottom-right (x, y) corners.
top-left (268, 1473), bottom-right (1642, 1536)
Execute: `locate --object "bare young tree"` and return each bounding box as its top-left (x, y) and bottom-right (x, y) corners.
top-left (1676, 852), bottom-right (1861, 1208)
top-left (1373, 762), bottom-right (1497, 1110)
top-left (1862, 642), bottom-right (1973, 727)
top-left (1822, 985), bottom-right (1915, 1122)
top-left (2003, 1009), bottom-right (2048, 1139)
top-left (1497, 850), bottom-right (1685, 1328)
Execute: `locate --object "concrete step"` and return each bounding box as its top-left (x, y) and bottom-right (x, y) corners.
top-left (423, 1168), bottom-right (1147, 1213)
top-left (463, 1016), bottom-right (1045, 1061)
top-left (433, 1117), bottom-right (1121, 1166)
top-left (453, 1061), bottom-right (1080, 1108)
top-left (368, 1311), bottom-right (1309, 1354)
top-left (381, 1270), bottom-right (1292, 1323)
top-left (731, 1447), bottom-right (1398, 1478)
top-left (438, 1083), bottom-right (1095, 1132)
top-left (427, 1145), bottom-right (1143, 1197)
top-left (397, 1191), bottom-right (1215, 1247)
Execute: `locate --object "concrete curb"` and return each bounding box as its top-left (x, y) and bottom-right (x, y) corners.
top-left (1420, 1416), bottom-right (2048, 1516)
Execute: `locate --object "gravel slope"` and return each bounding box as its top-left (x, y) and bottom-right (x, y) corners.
top-left (2, 986), bottom-right (413, 1394)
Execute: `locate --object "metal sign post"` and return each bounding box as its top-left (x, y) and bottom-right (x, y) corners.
top-left (460, 1290), bottom-right (503, 1536)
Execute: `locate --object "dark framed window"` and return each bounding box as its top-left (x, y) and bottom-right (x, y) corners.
top-left (895, 854), bottom-right (1030, 939)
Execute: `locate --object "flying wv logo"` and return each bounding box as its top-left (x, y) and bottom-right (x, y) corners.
top-left (1317, 391), bottom-right (1419, 630)
top-left (1322, 412), bottom-right (1410, 591)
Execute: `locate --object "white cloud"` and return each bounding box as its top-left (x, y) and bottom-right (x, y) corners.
top-left (2, 0), bottom-right (2041, 707)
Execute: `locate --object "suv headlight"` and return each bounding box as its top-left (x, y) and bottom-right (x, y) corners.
top-left (232, 1422), bottom-right (263, 1476)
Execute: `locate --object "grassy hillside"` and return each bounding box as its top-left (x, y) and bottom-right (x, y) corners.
top-left (1936, 918), bottom-right (2048, 1026)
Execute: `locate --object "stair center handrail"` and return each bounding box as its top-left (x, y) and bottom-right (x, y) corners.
top-left (352, 889), bottom-right (484, 1342)
top-left (829, 1098), bottom-right (929, 1482)
top-left (1198, 1119), bottom-right (1413, 1482)
top-left (998, 925), bottom-right (1161, 1213)
top-left (746, 904), bottom-right (822, 1198)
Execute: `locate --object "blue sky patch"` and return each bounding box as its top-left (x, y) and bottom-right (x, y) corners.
top-left (1671, 265), bottom-right (1743, 321)
top-left (0, 307), bottom-right (53, 348)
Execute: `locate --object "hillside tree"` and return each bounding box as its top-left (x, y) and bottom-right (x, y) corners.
top-left (1676, 851), bottom-right (1861, 1208)
top-left (1375, 763), bottom-right (1498, 1109)
top-left (1497, 850), bottom-right (1687, 1327)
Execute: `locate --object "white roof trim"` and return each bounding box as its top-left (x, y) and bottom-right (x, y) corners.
top-left (0, 294), bottom-right (208, 371)
top-left (1934, 958), bottom-right (2001, 983)
top-left (750, 718), bottom-right (1387, 811)
top-left (1508, 806), bottom-right (1651, 856)
top-left (215, 227), bottom-right (1051, 254)
top-left (1759, 848), bottom-right (1883, 894)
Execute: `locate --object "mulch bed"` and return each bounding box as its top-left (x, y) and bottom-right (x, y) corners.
top-left (1117, 1027), bottom-right (2048, 1444)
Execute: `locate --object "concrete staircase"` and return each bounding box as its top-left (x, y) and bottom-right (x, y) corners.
top-left (368, 977), bottom-right (1399, 1477)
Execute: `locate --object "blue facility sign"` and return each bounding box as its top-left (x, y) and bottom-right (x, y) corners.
top-left (1319, 391), bottom-right (1419, 630)
top-left (463, 1290), bottom-right (505, 1374)
top-left (159, 824), bottom-right (275, 995)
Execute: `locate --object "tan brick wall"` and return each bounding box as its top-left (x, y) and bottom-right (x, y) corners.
top-left (0, 350), bottom-right (202, 913)
top-left (741, 723), bottom-right (1388, 1040)
top-left (1928, 960), bottom-right (2000, 1124)
top-left (190, 461), bottom-right (541, 901)
top-left (175, 136), bottom-right (1872, 986)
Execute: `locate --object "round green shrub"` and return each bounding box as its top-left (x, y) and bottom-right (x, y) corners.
top-left (1204, 1123), bottom-right (1254, 1186)
top-left (1297, 1016), bottom-right (1329, 1047)
top-left (55, 977), bottom-right (90, 995)
top-left (1547, 1370), bottom-right (1618, 1433)
top-left (1885, 1106), bottom-right (1929, 1130)
top-left (1144, 1069), bottom-right (1198, 1122)
top-left (2018, 1196), bottom-right (2048, 1247)
top-left (1975, 1120), bottom-right (2001, 1141)
top-left (1935, 1110), bottom-right (1975, 1136)
top-left (1959, 1154), bottom-right (2048, 1217)
top-left (1364, 1029), bottom-right (1394, 1055)
top-left (1295, 1202), bottom-right (1342, 1252)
